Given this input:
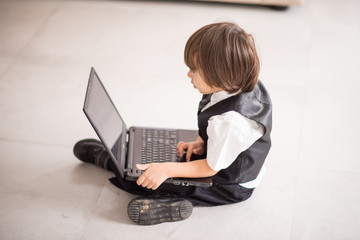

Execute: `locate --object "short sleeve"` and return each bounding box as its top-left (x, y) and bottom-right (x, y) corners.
top-left (206, 111), bottom-right (265, 171)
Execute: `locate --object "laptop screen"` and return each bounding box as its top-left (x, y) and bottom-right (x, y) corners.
top-left (83, 68), bottom-right (127, 178)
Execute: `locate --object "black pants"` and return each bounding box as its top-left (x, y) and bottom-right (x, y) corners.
top-left (108, 161), bottom-right (254, 206)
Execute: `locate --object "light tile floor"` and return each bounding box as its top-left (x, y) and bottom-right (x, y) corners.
top-left (0, 0), bottom-right (360, 239)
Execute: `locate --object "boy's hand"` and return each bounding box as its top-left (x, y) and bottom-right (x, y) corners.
top-left (176, 136), bottom-right (205, 162)
top-left (136, 163), bottom-right (169, 190)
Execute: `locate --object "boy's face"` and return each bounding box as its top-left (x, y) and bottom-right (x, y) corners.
top-left (187, 69), bottom-right (222, 94)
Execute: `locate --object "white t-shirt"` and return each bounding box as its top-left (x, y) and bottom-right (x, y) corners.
top-left (201, 91), bottom-right (266, 188)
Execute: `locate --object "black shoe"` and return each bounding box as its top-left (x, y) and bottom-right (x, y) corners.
top-left (73, 139), bottom-right (111, 170)
top-left (127, 197), bottom-right (193, 225)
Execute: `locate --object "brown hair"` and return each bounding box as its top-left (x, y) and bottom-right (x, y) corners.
top-left (184, 22), bottom-right (260, 93)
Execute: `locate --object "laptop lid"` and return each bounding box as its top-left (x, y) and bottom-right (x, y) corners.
top-left (83, 67), bottom-right (127, 178)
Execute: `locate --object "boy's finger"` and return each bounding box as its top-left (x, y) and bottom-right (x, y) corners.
top-left (136, 174), bottom-right (145, 185)
top-left (186, 146), bottom-right (193, 161)
top-left (136, 164), bottom-right (149, 170)
top-left (177, 142), bottom-right (187, 157)
top-left (193, 147), bottom-right (204, 155)
top-left (177, 141), bottom-right (187, 151)
top-left (176, 142), bottom-right (182, 155)
top-left (176, 141), bottom-right (184, 149)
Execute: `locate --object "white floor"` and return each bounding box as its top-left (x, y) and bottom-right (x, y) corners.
top-left (1, 0), bottom-right (360, 239)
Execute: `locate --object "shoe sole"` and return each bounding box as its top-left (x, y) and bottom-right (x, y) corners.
top-left (127, 198), bottom-right (193, 225)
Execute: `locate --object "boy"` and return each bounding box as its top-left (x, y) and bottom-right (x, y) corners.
top-left (74, 22), bottom-right (272, 225)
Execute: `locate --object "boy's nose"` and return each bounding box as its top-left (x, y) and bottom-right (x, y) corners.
top-left (187, 70), bottom-right (192, 79)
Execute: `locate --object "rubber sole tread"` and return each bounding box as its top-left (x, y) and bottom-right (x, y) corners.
top-left (127, 197), bottom-right (193, 225)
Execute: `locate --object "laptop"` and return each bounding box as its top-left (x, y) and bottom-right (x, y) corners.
top-left (83, 67), bottom-right (212, 187)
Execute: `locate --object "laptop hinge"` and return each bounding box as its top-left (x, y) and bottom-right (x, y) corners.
top-left (126, 130), bottom-right (130, 143)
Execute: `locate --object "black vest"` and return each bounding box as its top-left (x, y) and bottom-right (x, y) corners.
top-left (198, 80), bottom-right (272, 185)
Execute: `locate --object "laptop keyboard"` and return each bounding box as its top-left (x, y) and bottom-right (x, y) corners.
top-left (141, 128), bottom-right (178, 164)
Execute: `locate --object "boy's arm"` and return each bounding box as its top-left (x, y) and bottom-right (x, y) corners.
top-left (136, 159), bottom-right (218, 190)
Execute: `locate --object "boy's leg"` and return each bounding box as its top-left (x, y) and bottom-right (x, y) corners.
top-left (110, 171), bottom-right (253, 207)
top-left (74, 139), bottom-right (253, 205)
top-left (73, 139), bottom-right (253, 222)
top-left (74, 138), bottom-right (196, 197)
top-left (73, 139), bottom-right (194, 225)
top-left (74, 139), bottom-right (159, 195)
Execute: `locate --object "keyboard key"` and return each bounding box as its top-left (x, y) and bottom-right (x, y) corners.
top-left (142, 128), bottom-right (178, 163)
